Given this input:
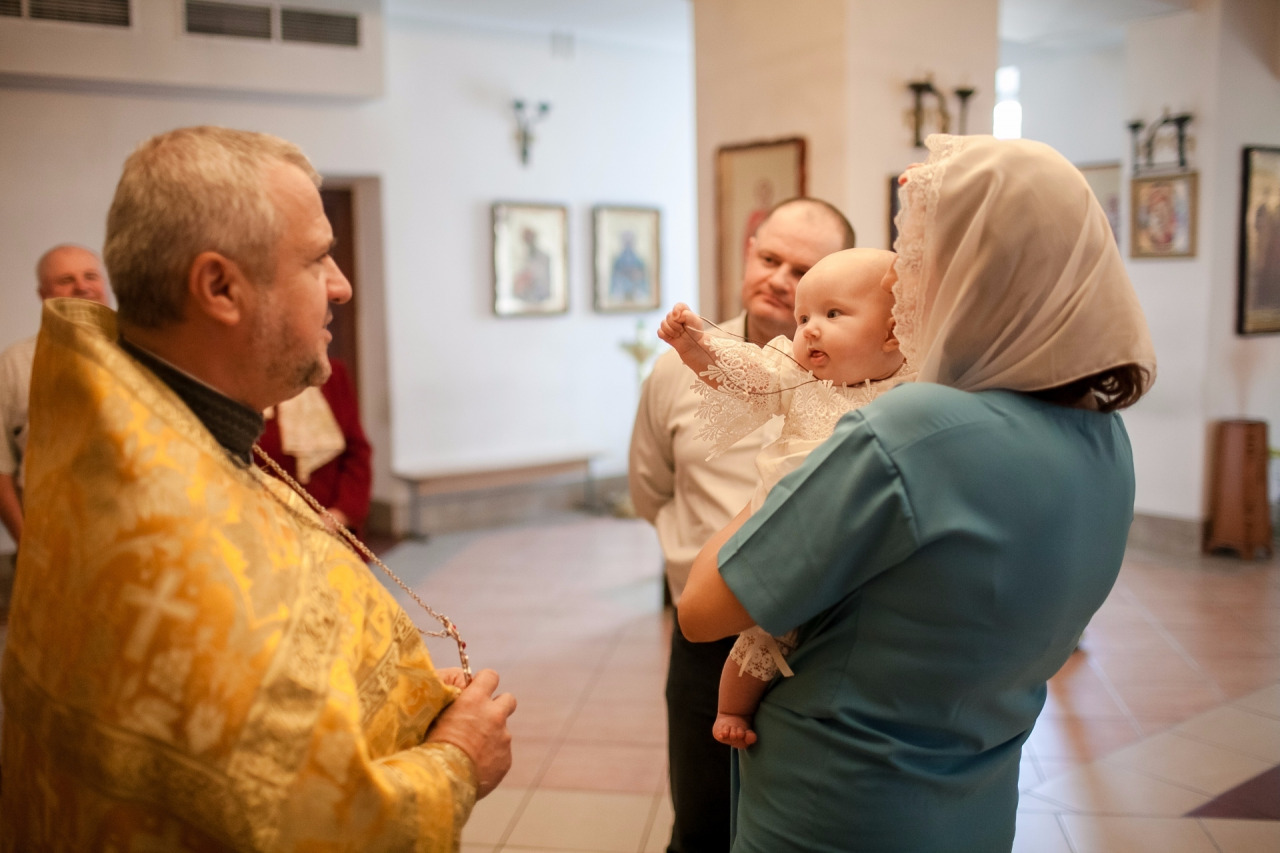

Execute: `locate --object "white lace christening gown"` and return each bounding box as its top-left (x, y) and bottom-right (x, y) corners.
top-left (690, 333), bottom-right (910, 682)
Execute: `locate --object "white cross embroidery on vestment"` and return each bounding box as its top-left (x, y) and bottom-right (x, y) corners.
top-left (122, 571), bottom-right (197, 663)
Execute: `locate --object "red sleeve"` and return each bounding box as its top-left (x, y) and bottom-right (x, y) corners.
top-left (317, 359), bottom-right (373, 532)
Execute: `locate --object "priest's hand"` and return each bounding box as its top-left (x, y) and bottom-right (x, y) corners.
top-left (435, 667), bottom-right (469, 689)
top-left (426, 668), bottom-right (516, 799)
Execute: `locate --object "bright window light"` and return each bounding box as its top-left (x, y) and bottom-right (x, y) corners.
top-left (993, 100), bottom-right (1023, 139)
top-left (996, 65), bottom-right (1020, 99)
top-left (993, 65), bottom-right (1022, 139)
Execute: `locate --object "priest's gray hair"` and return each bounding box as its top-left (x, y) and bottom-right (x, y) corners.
top-left (104, 125), bottom-right (321, 329)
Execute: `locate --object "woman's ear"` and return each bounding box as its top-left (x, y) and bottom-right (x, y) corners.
top-left (188, 251), bottom-right (251, 327)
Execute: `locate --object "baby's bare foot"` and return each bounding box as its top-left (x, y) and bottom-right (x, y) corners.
top-left (713, 712), bottom-right (758, 749)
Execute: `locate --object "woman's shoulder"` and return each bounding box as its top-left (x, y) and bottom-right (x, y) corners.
top-left (858, 382), bottom-right (993, 428)
top-left (852, 384), bottom-right (1118, 453)
top-left (866, 381), bottom-right (1093, 418)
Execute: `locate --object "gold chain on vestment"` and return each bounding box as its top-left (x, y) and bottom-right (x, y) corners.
top-left (252, 444), bottom-right (473, 684)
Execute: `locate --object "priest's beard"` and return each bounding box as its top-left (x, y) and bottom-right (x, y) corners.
top-left (249, 308), bottom-right (332, 402)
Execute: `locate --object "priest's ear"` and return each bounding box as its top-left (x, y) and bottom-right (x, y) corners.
top-left (187, 251), bottom-right (254, 327)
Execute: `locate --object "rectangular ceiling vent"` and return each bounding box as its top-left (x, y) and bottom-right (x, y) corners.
top-left (186, 1), bottom-right (271, 40)
top-left (0, 1), bottom-right (20, 18)
top-left (27, 0), bottom-right (130, 26)
top-left (183, 2), bottom-right (357, 47)
top-left (281, 7), bottom-right (358, 47)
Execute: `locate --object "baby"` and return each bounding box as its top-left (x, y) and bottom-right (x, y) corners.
top-left (659, 248), bottom-right (908, 748)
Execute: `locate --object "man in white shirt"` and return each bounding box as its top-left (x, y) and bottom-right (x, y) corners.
top-left (628, 198), bottom-right (855, 853)
top-left (0, 245), bottom-right (110, 552)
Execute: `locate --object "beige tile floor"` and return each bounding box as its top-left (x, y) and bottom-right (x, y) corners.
top-left (390, 512), bottom-right (1280, 853)
top-left (1, 511), bottom-right (1277, 852)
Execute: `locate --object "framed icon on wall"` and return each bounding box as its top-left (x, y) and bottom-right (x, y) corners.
top-left (1238, 146), bottom-right (1280, 334)
top-left (593, 205), bottom-right (661, 313)
top-left (1130, 171), bottom-right (1197, 259)
top-left (492, 201), bottom-right (569, 317)
top-left (715, 137), bottom-right (806, 320)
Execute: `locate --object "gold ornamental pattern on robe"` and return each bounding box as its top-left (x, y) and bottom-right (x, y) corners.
top-left (1, 299), bottom-right (476, 852)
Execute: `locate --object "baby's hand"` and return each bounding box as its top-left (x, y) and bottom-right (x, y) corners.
top-left (659, 304), bottom-right (715, 375)
top-left (658, 303), bottom-right (703, 346)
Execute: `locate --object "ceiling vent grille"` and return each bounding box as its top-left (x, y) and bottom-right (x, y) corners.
top-left (28, 0), bottom-right (130, 26)
top-left (281, 7), bottom-right (357, 47)
top-left (186, 1), bottom-right (271, 40)
top-left (0, 1), bottom-right (20, 18)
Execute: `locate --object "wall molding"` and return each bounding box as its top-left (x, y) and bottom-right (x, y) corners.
top-left (370, 474), bottom-right (629, 538)
top-left (1127, 511), bottom-right (1203, 555)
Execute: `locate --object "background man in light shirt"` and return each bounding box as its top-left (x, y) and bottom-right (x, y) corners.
top-left (0, 244), bottom-right (111, 553)
top-left (628, 197), bottom-right (855, 853)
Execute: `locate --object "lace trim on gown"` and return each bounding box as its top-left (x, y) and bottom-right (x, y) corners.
top-left (689, 335), bottom-right (786, 458)
top-left (691, 334), bottom-right (910, 459)
top-left (892, 133), bottom-right (973, 370)
top-left (730, 626), bottom-right (799, 681)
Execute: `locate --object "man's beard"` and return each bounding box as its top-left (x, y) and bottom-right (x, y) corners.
top-left (252, 315), bottom-right (331, 402)
top-left (297, 355), bottom-right (331, 389)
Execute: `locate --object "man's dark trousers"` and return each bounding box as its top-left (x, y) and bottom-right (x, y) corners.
top-left (665, 618), bottom-right (737, 853)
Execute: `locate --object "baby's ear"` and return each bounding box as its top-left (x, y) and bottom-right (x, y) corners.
top-left (883, 317), bottom-right (900, 352)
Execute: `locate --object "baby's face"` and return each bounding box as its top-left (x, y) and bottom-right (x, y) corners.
top-left (791, 263), bottom-right (902, 385)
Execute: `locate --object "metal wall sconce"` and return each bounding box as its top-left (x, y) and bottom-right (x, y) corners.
top-left (1128, 110), bottom-right (1194, 174)
top-left (513, 99), bottom-right (551, 167)
top-left (906, 76), bottom-right (978, 147)
top-left (953, 86), bottom-right (976, 137)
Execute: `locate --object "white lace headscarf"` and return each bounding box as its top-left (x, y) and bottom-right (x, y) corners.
top-left (892, 134), bottom-right (1156, 397)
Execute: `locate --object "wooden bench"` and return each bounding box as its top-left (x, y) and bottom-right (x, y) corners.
top-left (394, 451), bottom-right (600, 539)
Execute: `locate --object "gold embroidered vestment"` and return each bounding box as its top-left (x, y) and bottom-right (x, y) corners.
top-left (0, 299), bottom-right (475, 851)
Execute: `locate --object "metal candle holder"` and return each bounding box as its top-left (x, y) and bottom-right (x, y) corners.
top-left (513, 99), bottom-right (551, 167)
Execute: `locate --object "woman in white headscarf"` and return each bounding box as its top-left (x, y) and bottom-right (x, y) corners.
top-left (679, 135), bottom-right (1156, 853)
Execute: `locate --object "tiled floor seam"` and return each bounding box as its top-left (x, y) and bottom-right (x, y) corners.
top-left (1169, 721), bottom-right (1280, 763)
top-left (1078, 651), bottom-right (1144, 735)
top-left (1127, 577), bottom-right (1263, 703)
top-left (1091, 756), bottom-right (1248, 800)
top-left (489, 786), bottom-right (539, 852)
top-left (1191, 817), bottom-right (1230, 853)
top-left (1193, 818), bottom-right (1231, 853)
top-left (1162, 726), bottom-right (1280, 768)
top-left (1024, 687), bottom-right (1280, 822)
top-left (496, 624), bottom-right (639, 850)
top-left (635, 788), bottom-right (667, 853)
top-left (1052, 812), bottom-right (1082, 853)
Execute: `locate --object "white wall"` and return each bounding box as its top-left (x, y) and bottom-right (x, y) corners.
top-left (1012, 44), bottom-right (1126, 166)
top-left (380, 16), bottom-right (696, 483)
top-left (1121, 9), bottom-right (1219, 520)
top-left (1202, 0), bottom-right (1280, 468)
top-left (1012, 13), bottom-right (1215, 520)
top-left (692, 0), bottom-right (848, 314)
top-left (844, 0), bottom-right (998, 249)
top-left (7, 0), bottom-right (1273, 544)
top-left (0, 11), bottom-right (695, 547)
top-left (1011, 0), bottom-right (1280, 521)
top-left (692, 0), bottom-right (998, 313)
top-left (694, 0), bottom-right (1280, 525)
top-left (0, 0), bottom-right (384, 97)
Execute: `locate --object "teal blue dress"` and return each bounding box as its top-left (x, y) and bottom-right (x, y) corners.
top-left (718, 383), bottom-right (1135, 853)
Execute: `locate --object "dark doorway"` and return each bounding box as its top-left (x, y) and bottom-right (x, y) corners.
top-left (321, 187), bottom-right (359, 396)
